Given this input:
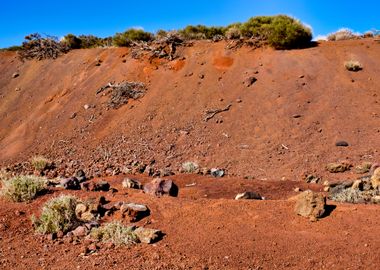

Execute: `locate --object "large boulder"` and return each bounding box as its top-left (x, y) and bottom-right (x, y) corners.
top-left (294, 190), bottom-right (326, 220)
top-left (143, 178), bottom-right (178, 197)
top-left (60, 177), bottom-right (80, 190)
top-left (122, 178), bottom-right (142, 189)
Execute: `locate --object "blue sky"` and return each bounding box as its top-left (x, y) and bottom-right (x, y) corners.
top-left (0, 0), bottom-right (379, 48)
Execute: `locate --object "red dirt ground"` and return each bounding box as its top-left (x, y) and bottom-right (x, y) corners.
top-left (0, 39), bottom-right (380, 269)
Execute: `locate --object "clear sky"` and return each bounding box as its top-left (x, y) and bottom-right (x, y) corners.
top-left (0, 0), bottom-right (379, 48)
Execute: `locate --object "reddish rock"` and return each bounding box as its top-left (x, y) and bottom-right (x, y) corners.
top-left (143, 178), bottom-right (178, 197)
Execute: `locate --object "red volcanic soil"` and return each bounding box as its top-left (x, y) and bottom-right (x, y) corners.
top-left (0, 39), bottom-right (380, 269)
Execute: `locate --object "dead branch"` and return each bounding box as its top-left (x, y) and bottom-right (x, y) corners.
top-left (204, 104), bottom-right (232, 121)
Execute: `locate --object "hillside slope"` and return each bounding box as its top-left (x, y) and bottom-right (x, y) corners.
top-left (0, 39), bottom-right (379, 180)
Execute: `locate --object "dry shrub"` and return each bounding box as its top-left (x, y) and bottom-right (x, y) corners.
top-left (1, 175), bottom-right (47, 202)
top-left (32, 195), bottom-right (79, 234)
top-left (90, 221), bottom-right (138, 245)
top-left (31, 156), bottom-right (50, 171)
top-left (345, 60), bottom-right (363, 71)
top-left (327, 29), bottom-right (360, 41)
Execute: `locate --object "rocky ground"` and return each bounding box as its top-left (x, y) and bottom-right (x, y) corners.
top-left (0, 39), bottom-right (380, 269)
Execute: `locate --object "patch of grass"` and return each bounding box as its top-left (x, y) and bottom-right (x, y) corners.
top-left (32, 195), bottom-right (79, 234)
top-left (345, 60), bottom-right (363, 71)
top-left (90, 221), bottom-right (138, 245)
top-left (31, 156), bottom-right (50, 171)
top-left (1, 175), bottom-right (47, 202)
top-left (181, 161), bottom-right (199, 173)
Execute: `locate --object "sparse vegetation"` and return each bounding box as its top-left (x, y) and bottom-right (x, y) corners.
top-left (32, 195), bottom-right (79, 234)
top-left (225, 26), bottom-right (242, 39)
top-left (1, 175), bottom-right (47, 202)
top-left (113, 29), bottom-right (154, 47)
top-left (179, 25), bottom-right (226, 40)
top-left (327, 29), bottom-right (359, 41)
top-left (31, 156), bottom-right (50, 171)
top-left (181, 161), bottom-right (199, 173)
top-left (96, 81), bottom-right (146, 109)
top-left (90, 221), bottom-right (138, 245)
top-left (345, 60), bottom-right (363, 71)
top-left (18, 33), bottom-right (69, 60)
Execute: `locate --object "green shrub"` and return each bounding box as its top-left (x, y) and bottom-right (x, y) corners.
top-left (32, 195), bottom-right (79, 234)
top-left (63, 34), bottom-right (82, 49)
top-left (78, 35), bottom-right (107, 48)
top-left (240, 15), bottom-right (312, 49)
top-left (1, 175), bottom-right (47, 202)
top-left (31, 156), bottom-right (50, 171)
top-left (345, 60), bottom-right (363, 71)
top-left (113, 29), bottom-right (154, 47)
top-left (155, 29), bottom-right (168, 39)
top-left (90, 221), bottom-right (138, 245)
top-left (0, 45), bottom-right (23, 52)
top-left (179, 25), bottom-right (226, 40)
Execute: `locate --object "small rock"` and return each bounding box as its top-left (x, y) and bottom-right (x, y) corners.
top-left (143, 178), bottom-right (178, 197)
top-left (81, 180), bottom-right (110, 192)
top-left (244, 76), bottom-right (257, 87)
top-left (56, 231), bottom-right (64, 239)
top-left (69, 112), bottom-right (77, 119)
top-left (199, 74), bottom-right (205, 79)
top-left (122, 178), bottom-right (142, 189)
top-left (326, 162), bottom-right (352, 173)
top-left (75, 170), bottom-right (86, 182)
top-left (72, 226), bottom-right (89, 237)
top-left (210, 168), bottom-right (225, 178)
top-left (12, 72), bottom-right (19, 78)
top-left (369, 163), bottom-right (380, 175)
top-left (60, 177), bottom-right (80, 190)
top-left (335, 141), bottom-right (349, 147)
top-left (83, 104), bottom-right (90, 110)
top-left (236, 98), bottom-right (242, 103)
top-left (352, 180), bottom-right (364, 190)
top-left (15, 87), bottom-right (21, 91)
top-left (371, 168), bottom-right (380, 189)
top-left (355, 162), bottom-right (372, 174)
top-left (304, 175), bottom-right (321, 184)
top-left (294, 187), bottom-right (301, 192)
top-left (235, 192), bottom-right (263, 200)
top-left (299, 75), bottom-right (304, 78)
top-left (292, 114), bottom-right (302, 119)
top-left (323, 186), bottom-right (330, 192)
top-left (120, 203), bottom-right (150, 222)
top-left (134, 227), bottom-right (162, 244)
top-left (294, 190), bottom-right (326, 220)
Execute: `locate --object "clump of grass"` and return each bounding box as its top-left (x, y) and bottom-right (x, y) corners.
top-left (32, 195), bottom-right (79, 234)
top-left (90, 221), bottom-right (138, 245)
top-left (345, 60), bottom-right (363, 72)
top-left (31, 156), bottom-right (50, 171)
top-left (181, 161), bottom-right (199, 173)
top-left (1, 175), bottom-right (47, 202)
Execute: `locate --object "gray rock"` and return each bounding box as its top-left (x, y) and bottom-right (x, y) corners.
top-left (235, 192), bottom-right (263, 200)
top-left (60, 177), bottom-right (80, 190)
top-left (120, 203), bottom-right (150, 222)
top-left (210, 168), bottom-right (225, 178)
top-left (335, 141), bottom-right (349, 147)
